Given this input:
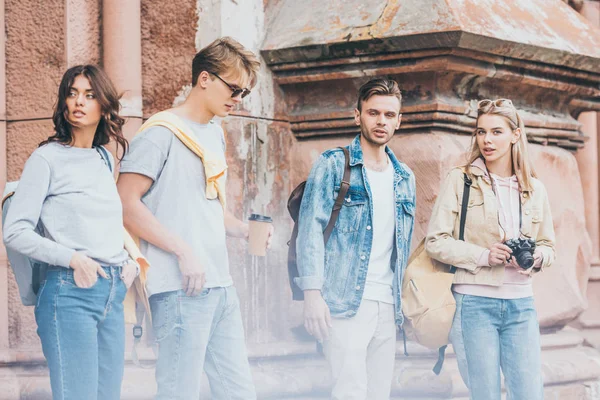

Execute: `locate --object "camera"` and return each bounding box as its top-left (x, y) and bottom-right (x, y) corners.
top-left (504, 238), bottom-right (536, 269)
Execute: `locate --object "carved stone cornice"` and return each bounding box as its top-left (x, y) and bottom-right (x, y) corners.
top-left (291, 102), bottom-right (586, 150)
top-left (269, 48), bottom-right (600, 103)
top-left (262, 0), bottom-right (600, 151)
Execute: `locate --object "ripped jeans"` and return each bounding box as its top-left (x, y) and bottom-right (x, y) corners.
top-left (149, 286), bottom-right (256, 400)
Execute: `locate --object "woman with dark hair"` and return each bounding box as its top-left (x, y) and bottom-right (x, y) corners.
top-left (3, 65), bottom-right (137, 400)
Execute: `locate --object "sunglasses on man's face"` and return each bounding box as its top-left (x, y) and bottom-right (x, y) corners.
top-left (212, 73), bottom-right (251, 99)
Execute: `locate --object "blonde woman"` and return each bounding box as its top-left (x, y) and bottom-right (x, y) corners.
top-left (425, 99), bottom-right (555, 399)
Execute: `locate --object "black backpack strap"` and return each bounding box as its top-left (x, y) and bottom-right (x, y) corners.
top-left (323, 147), bottom-right (351, 243)
top-left (449, 173), bottom-right (472, 274)
top-left (435, 173), bottom-right (472, 376)
top-left (96, 146), bottom-right (113, 173)
top-left (32, 263), bottom-right (42, 295)
top-left (458, 173), bottom-right (472, 241)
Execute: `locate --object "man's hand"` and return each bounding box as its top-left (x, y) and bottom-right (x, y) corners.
top-left (177, 246), bottom-right (206, 296)
top-left (303, 289), bottom-right (332, 341)
top-left (488, 242), bottom-right (513, 267)
top-left (69, 252), bottom-right (108, 288)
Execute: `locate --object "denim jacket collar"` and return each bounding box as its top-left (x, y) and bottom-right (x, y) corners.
top-left (348, 135), bottom-right (411, 179)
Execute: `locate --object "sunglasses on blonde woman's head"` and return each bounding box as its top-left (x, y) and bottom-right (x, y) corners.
top-left (211, 73), bottom-right (251, 99)
top-left (478, 98), bottom-right (513, 108)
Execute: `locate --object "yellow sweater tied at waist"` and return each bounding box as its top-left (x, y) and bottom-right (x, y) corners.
top-left (136, 111), bottom-right (228, 208)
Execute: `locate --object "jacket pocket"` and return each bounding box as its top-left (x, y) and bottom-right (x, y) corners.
top-left (459, 190), bottom-right (484, 208)
top-left (522, 207), bottom-right (543, 237)
top-left (333, 188), bottom-right (367, 233)
top-left (398, 200), bottom-right (415, 241)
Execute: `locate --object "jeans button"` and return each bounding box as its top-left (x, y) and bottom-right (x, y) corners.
top-left (367, 226), bottom-right (372, 230)
top-left (360, 255), bottom-right (366, 260)
top-left (355, 285), bottom-right (360, 290)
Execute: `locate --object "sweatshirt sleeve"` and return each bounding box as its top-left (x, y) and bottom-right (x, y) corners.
top-left (3, 153), bottom-right (75, 267)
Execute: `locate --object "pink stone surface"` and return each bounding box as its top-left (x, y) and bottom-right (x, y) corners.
top-left (65, 0), bottom-right (101, 66)
top-left (531, 145), bottom-right (592, 327)
top-left (5, 0), bottom-right (65, 120)
top-left (141, 0), bottom-right (197, 117)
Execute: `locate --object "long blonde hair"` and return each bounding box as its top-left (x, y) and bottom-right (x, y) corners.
top-left (467, 99), bottom-right (537, 191)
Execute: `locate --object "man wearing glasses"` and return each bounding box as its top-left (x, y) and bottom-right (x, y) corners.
top-left (117, 37), bottom-right (262, 399)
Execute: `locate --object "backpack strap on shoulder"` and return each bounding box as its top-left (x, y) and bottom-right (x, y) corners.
top-left (449, 173), bottom-right (472, 274)
top-left (96, 146), bottom-right (113, 173)
top-left (323, 147), bottom-right (350, 243)
top-left (434, 173), bottom-right (473, 375)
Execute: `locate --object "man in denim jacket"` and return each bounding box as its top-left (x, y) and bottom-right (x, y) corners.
top-left (296, 78), bottom-right (416, 400)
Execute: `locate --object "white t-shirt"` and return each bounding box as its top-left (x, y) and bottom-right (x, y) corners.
top-left (363, 160), bottom-right (395, 304)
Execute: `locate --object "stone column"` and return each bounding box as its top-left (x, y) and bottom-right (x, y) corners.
top-left (65, 0), bottom-right (101, 66)
top-left (576, 109), bottom-right (600, 268)
top-left (102, 0), bottom-right (143, 143)
top-left (576, 0), bottom-right (600, 342)
top-left (0, 0), bottom-right (8, 351)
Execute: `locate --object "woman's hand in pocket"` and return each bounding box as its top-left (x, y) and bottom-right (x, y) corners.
top-left (69, 252), bottom-right (108, 288)
top-left (121, 260), bottom-right (138, 289)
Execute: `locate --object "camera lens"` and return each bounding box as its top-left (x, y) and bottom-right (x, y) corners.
top-left (517, 252), bottom-right (534, 269)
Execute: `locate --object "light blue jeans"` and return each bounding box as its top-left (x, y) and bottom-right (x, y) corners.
top-left (150, 286), bottom-right (256, 400)
top-left (450, 292), bottom-right (544, 400)
top-left (35, 265), bottom-right (127, 400)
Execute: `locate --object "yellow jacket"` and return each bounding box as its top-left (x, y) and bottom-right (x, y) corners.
top-left (425, 163), bottom-right (556, 286)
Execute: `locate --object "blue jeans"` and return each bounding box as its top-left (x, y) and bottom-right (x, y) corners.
top-left (150, 286), bottom-right (256, 400)
top-left (450, 292), bottom-right (544, 400)
top-left (35, 266), bottom-right (127, 400)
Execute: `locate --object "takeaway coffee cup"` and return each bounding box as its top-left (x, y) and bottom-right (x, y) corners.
top-left (248, 214), bottom-right (273, 257)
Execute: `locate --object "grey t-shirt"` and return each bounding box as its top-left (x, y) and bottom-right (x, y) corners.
top-left (3, 142), bottom-right (130, 267)
top-left (119, 118), bottom-right (233, 297)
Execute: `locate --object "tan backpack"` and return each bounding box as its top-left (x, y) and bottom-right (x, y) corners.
top-left (401, 173), bottom-right (472, 374)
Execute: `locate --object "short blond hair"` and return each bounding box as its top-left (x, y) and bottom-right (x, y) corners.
top-left (192, 37), bottom-right (260, 88)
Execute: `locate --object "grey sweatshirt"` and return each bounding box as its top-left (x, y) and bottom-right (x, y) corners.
top-left (3, 142), bottom-right (129, 267)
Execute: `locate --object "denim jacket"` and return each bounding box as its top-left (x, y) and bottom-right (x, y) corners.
top-left (295, 135), bottom-right (416, 324)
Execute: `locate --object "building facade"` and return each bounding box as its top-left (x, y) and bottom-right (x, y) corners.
top-left (0, 0), bottom-right (600, 398)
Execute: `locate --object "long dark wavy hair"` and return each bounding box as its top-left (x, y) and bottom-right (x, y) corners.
top-left (40, 65), bottom-right (128, 157)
